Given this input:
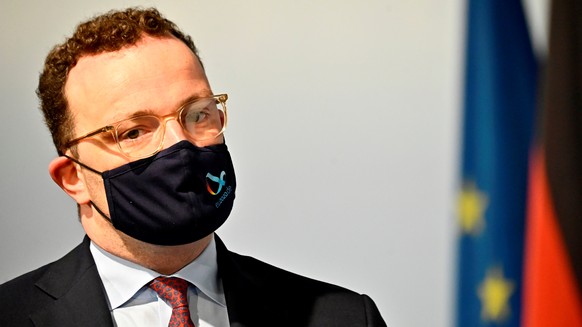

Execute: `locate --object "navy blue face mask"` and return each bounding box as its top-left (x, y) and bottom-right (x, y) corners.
top-left (67, 140), bottom-right (236, 245)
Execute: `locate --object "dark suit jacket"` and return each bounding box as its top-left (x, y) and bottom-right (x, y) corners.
top-left (0, 236), bottom-right (386, 326)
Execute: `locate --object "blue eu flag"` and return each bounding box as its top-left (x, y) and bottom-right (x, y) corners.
top-left (456, 0), bottom-right (538, 326)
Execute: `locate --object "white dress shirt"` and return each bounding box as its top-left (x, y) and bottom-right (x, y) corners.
top-left (89, 235), bottom-right (229, 327)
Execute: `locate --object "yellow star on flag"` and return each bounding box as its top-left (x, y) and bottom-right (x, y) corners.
top-left (478, 266), bottom-right (514, 323)
top-left (457, 180), bottom-right (488, 235)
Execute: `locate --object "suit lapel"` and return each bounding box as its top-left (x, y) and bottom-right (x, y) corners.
top-left (29, 236), bottom-right (113, 327)
top-left (216, 236), bottom-right (297, 327)
top-left (27, 234), bottom-right (263, 327)
top-left (216, 236), bottom-right (266, 327)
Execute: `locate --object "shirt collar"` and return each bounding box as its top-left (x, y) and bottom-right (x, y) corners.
top-left (89, 235), bottom-right (225, 309)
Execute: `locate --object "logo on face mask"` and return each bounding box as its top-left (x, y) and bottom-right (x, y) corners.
top-left (206, 170), bottom-right (233, 208)
top-left (206, 171), bottom-right (227, 195)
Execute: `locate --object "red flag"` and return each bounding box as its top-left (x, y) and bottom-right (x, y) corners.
top-left (522, 148), bottom-right (582, 326)
top-left (521, 0), bottom-right (582, 325)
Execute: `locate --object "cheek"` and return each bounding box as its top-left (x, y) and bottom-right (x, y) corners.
top-left (82, 170), bottom-right (110, 214)
top-left (193, 134), bottom-right (225, 147)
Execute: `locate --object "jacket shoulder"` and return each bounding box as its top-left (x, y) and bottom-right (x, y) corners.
top-left (228, 250), bottom-right (354, 293)
top-left (216, 238), bottom-right (387, 326)
top-left (0, 258), bottom-right (58, 325)
top-left (0, 239), bottom-right (93, 326)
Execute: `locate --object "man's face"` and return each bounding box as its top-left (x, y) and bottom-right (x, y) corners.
top-left (64, 35), bottom-right (220, 217)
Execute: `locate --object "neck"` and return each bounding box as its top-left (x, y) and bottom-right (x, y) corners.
top-left (80, 204), bottom-right (213, 275)
top-left (116, 233), bottom-right (213, 275)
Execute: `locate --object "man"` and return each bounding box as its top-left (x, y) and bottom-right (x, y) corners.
top-left (0, 7), bottom-right (386, 327)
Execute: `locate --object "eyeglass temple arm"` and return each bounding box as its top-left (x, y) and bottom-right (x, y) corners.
top-left (64, 126), bottom-right (114, 148)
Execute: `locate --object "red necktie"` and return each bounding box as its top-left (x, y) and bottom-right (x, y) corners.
top-left (149, 277), bottom-right (195, 327)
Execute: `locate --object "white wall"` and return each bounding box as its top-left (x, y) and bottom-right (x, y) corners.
top-left (0, 1), bottom-right (548, 326)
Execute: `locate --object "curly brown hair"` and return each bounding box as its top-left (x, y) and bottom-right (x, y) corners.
top-left (37, 7), bottom-right (202, 155)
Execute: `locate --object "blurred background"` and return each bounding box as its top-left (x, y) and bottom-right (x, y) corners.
top-left (0, 1), bottom-right (552, 326)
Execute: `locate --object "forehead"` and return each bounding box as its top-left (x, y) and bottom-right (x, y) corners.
top-left (65, 35), bottom-right (210, 127)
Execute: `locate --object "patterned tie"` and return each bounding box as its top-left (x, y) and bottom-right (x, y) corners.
top-left (149, 277), bottom-right (195, 327)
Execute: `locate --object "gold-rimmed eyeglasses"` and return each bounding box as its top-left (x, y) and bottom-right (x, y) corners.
top-left (64, 94), bottom-right (228, 159)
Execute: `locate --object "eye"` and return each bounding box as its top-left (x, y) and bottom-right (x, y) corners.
top-left (182, 98), bottom-right (216, 124)
top-left (185, 110), bottom-right (209, 124)
top-left (119, 128), bottom-right (147, 141)
top-left (116, 117), bottom-right (159, 145)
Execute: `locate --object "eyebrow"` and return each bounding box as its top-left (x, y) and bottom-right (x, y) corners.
top-left (110, 90), bottom-right (214, 122)
top-left (179, 92), bottom-right (212, 107)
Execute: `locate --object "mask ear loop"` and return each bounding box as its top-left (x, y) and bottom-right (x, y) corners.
top-left (63, 155), bottom-right (103, 175)
top-left (63, 155), bottom-right (113, 225)
top-left (89, 200), bottom-right (113, 225)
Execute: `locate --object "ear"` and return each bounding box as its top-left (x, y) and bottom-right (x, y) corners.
top-left (48, 156), bottom-right (91, 205)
